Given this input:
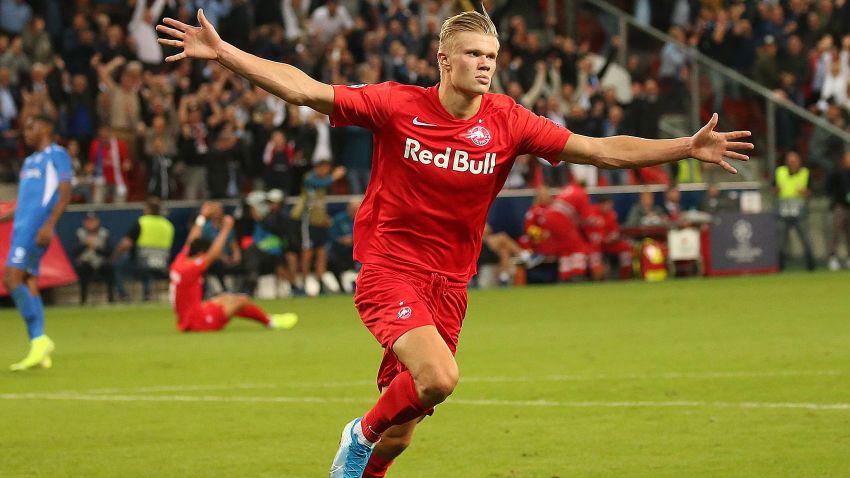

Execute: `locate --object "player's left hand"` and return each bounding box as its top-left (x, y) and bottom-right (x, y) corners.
top-left (689, 113), bottom-right (753, 174)
top-left (36, 225), bottom-right (53, 247)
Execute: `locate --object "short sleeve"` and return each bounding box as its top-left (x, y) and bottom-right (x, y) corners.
top-left (512, 105), bottom-right (572, 165)
top-left (54, 149), bottom-right (73, 182)
top-left (330, 83), bottom-right (395, 130)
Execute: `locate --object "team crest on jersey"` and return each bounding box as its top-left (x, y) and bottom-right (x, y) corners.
top-left (465, 125), bottom-right (491, 147)
top-left (397, 306), bottom-right (412, 320)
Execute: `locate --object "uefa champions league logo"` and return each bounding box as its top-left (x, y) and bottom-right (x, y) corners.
top-left (733, 220), bottom-right (753, 244)
top-left (465, 125), bottom-right (491, 146)
top-left (726, 219), bottom-right (761, 263)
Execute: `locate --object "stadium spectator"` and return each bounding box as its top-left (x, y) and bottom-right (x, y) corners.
top-left (753, 35), bottom-right (780, 90)
top-left (808, 103), bottom-right (847, 175)
top-left (0, 36), bottom-right (30, 86)
top-left (112, 196), bottom-right (175, 301)
top-left (67, 138), bottom-right (94, 203)
top-left (775, 151), bottom-right (816, 271)
top-left (659, 26), bottom-right (688, 108)
top-left (700, 183), bottom-right (737, 214)
top-left (815, 36), bottom-right (850, 112)
top-left (662, 185), bottom-right (683, 223)
top-left (0, 0), bottom-right (33, 36)
top-left (0, 66), bottom-right (17, 154)
top-left (87, 126), bottom-right (131, 203)
top-left (186, 0), bottom-right (232, 30)
top-left (93, 56), bottom-right (143, 152)
top-left (338, 125), bottom-right (372, 194)
top-left (177, 92), bottom-right (213, 199)
top-left (480, 223), bottom-right (532, 286)
top-left (584, 196), bottom-right (633, 280)
top-left (262, 129), bottom-right (295, 193)
top-left (310, 0), bottom-right (354, 45)
top-left (207, 121), bottom-right (243, 198)
top-left (21, 16), bottom-right (52, 65)
top-left (289, 159), bottom-right (346, 295)
top-left (600, 105), bottom-right (630, 185)
top-left (74, 212), bottom-right (114, 304)
top-left (826, 151), bottom-right (850, 271)
top-left (61, 14), bottom-right (96, 75)
top-left (63, 73), bottom-right (98, 151)
top-left (625, 190), bottom-right (670, 227)
top-left (145, 136), bottom-right (177, 199)
top-left (328, 196), bottom-right (361, 293)
top-left (241, 191), bottom-right (293, 296)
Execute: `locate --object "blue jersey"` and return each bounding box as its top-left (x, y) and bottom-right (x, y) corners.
top-left (13, 144), bottom-right (73, 238)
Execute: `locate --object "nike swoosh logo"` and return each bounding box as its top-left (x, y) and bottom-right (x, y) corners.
top-left (412, 116), bottom-right (438, 127)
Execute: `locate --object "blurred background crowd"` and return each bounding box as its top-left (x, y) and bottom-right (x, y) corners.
top-left (2, 0), bottom-right (850, 303)
top-left (0, 0), bottom-right (849, 201)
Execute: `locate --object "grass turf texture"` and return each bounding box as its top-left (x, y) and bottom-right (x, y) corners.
top-left (2, 272), bottom-right (849, 477)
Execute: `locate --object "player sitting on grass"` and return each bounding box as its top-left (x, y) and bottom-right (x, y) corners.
top-left (169, 204), bottom-right (298, 332)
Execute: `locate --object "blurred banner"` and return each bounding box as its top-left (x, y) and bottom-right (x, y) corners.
top-left (705, 212), bottom-right (779, 276)
top-left (0, 202), bottom-right (78, 296)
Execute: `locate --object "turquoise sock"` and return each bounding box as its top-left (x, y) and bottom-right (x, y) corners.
top-left (11, 285), bottom-right (43, 340)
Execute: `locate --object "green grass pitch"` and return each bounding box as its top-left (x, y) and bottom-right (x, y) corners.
top-left (2, 272), bottom-right (850, 477)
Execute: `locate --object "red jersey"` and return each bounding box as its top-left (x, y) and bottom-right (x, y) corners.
top-left (331, 83), bottom-right (571, 282)
top-left (88, 137), bottom-right (130, 185)
top-left (583, 204), bottom-right (606, 244)
top-left (169, 247), bottom-right (208, 331)
top-left (555, 183), bottom-right (591, 220)
top-left (600, 207), bottom-right (622, 243)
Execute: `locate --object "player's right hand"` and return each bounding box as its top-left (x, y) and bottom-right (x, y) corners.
top-left (222, 215), bottom-right (234, 229)
top-left (157, 9), bottom-right (222, 63)
top-left (36, 224), bottom-right (53, 247)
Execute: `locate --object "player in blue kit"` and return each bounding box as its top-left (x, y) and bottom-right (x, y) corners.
top-left (1, 115), bottom-right (72, 371)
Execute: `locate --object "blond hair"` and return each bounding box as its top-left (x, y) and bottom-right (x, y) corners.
top-left (438, 11), bottom-right (498, 54)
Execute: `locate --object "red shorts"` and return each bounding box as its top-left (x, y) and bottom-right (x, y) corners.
top-left (183, 301), bottom-right (229, 332)
top-left (354, 264), bottom-right (468, 390)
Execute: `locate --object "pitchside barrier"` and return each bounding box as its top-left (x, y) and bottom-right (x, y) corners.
top-left (50, 183), bottom-right (761, 259)
top-left (0, 182), bottom-right (783, 303)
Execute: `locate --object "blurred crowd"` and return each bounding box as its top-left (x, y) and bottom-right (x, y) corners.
top-left (629, 0), bottom-right (850, 176)
top-left (0, 1), bottom-right (849, 202)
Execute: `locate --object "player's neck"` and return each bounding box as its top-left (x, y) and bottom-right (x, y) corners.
top-left (35, 139), bottom-right (51, 151)
top-left (437, 83), bottom-right (483, 120)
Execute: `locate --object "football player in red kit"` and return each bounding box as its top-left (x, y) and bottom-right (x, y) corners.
top-left (584, 196), bottom-right (634, 279)
top-left (169, 205), bottom-right (298, 332)
top-left (157, 4), bottom-right (752, 476)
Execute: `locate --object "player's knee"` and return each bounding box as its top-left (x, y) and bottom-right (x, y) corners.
top-left (3, 269), bottom-right (20, 290)
top-left (417, 363), bottom-right (459, 404)
top-left (235, 294), bottom-right (251, 308)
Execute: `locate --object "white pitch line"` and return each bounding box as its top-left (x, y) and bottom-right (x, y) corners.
top-left (67, 370), bottom-right (850, 395)
top-left (2, 392), bottom-right (850, 411)
top-left (84, 383), bottom-right (277, 394)
top-left (274, 369), bottom-right (850, 389)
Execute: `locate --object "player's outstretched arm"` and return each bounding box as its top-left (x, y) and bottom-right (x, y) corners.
top-left (184, 201), bottom-right (215, 248)
top-left (560, 113), bottom-right (753, 174)
top-left (205, 215), bottom-right (234, 264)
top-left (156, 9), bottom-right (334, 115)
